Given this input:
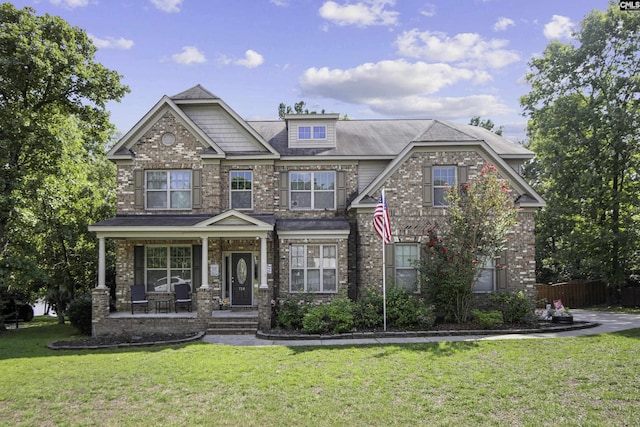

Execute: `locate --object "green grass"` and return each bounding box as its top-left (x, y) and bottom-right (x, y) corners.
top-left (1, 316), bottom-right (639, 426)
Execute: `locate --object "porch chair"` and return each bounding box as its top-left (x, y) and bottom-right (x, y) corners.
top-left (174, 283), bottom-right (192, 312)
top-left (130, 284), bottom-right (149, 314)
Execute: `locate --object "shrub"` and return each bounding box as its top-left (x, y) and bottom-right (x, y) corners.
top-left (67, 293), bottom-right (93, 335)
top-left (471, 309), bottom-right (504, 329)
top-left (386, 286), bottom-right (436, 330)
top-left (353, 290), bottom-right (383, 329)
top-left (490, 290), bottom-right (536, 324)
top-left (302, 298), bottom-right (355, 334)
top-left (276, 294), bottom-right (313, 330)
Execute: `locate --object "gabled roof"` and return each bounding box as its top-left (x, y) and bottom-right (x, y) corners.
top-left (108, 85), bottom-right (279, 160)
top-left (107, 95), bottom-right (226, 160)
top-left (349, 136), bottom-right (545, 209)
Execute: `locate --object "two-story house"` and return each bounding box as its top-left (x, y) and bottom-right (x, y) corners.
top-left (89, 85), bottom-right (544, 337)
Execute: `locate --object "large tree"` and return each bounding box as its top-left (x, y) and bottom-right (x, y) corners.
top-left (521, 3), bottom-right (640, 297)
top-left (0, 5), bottom-right (128, 310)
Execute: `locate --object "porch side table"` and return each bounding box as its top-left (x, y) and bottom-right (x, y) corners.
top-left (155, 299), bottom-right (171, 313)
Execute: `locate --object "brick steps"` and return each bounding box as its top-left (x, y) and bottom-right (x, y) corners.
top-left (207, 312), bottom-right (259, 335)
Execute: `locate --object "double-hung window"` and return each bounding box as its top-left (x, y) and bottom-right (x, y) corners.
top-left (146, 170), bottom-right (191, 209)
top-left (473, 258), bottom-right (495, 292)
top-left (298, 126), bottom-right (326, 140)
top-left (298, 126), bottom-right (311, 139)
top-left (313, 126), bottom-right (326, 139)
top-left (230, 171), bottom-right (253, 210)
top-left (290, 171), bottom-right (335, 209)
top-left (290, 244), bottom-right (337, 293)
top-left (395, 244), bottom-right (419, 291)
top-left (433, 167), bottom-right (456, 207)
top-left (146, 245), bottom-right (192, 293)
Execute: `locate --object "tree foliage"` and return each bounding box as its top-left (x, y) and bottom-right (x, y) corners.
top-left (469, 116), bottom-right (503, 136)
top-left (520, 4), bottom-right (640, 295)
top-left (0, 4), bottom-right (127, 319)
top-left (421, 164), bottom-right (518, 323)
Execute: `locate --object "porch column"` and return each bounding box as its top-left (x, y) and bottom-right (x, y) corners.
top-left (200, 236), bottom-right (209, 289)
top-left (97, 237), bottom-right (106, 289)
top-left (260, 235), bottom-right (268, 289)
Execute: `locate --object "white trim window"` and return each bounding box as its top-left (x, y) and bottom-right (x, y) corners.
top-left (433, 166), bottom-right (456, 207)
top-left (395, 244), bottom-right (419, 291)
top-left (290, 244), bottom-right (337, 293)
top-left (230, 170), bottom-right (253, 210)
top-left (298, 125), bottom-right (327, 140)
top-left (290, 171), bottom-right (335, 210)
top-left (146, 170), bottom-right (191, 210)
top-left (146, 245), bottom-right (192, 293)
top-left (473, 258), bottom-right (495, 293)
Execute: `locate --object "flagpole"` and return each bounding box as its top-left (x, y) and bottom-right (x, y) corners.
top-left (382, 189), bottom-right (387, 332)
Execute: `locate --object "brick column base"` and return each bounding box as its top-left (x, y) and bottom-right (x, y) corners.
top-left (197, 287), bottom-right (213, 320)
top-left (91, 288), bottom-right (110, 337)
top-left (258, 287), bottom-right (272, 332)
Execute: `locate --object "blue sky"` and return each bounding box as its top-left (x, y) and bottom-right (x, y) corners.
top-left (14, 0), bottom-right (609, 142)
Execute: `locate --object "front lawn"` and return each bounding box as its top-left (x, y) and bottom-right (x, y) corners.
top-left (1, 316), bottom-right (639, 426)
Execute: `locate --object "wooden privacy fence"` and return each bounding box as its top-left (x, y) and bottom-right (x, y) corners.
top-left (534, 280), bottom-right (607, 308)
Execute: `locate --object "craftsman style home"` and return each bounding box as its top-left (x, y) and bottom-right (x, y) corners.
top-left (89, 85), bottom-right (544, 336)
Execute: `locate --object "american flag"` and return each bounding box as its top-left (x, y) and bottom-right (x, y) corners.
top-left (373, 192), bottom-right (392, 244)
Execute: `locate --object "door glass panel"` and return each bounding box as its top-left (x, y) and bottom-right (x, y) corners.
top-left (237, 257), bottom-right (248, 284)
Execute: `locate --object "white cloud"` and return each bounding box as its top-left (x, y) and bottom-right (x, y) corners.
top-left (319, 0), bottom-right (399, 27)
top-left (420, 3), bottom-right (436, 17)
top-left (395, 29), bottom-right (520, 68)
top-left (270, 0), bottom-right (290, 6)
top-left (543, 15), bottom-right (574, 40)
top-left (368, 94), bottom-right (512, 119)
top-left (298, 59), bottom-right (510, 119)
top-left (219, 50), bottom-right (265, 68)
top-left (493, 17), bottom-right (514, 31)
top-left (299, 59), bottom-right (491, 103)
top-left (89, 34), bottom-right (134, 50)
top-left (49, 0), bottom-right (89, 8)
top-left (150, 0), bottom-right (183, 13)
top-left (235, 50), bottom-right (265, 68)
top-left (172, 46), bottom-right (206, 64)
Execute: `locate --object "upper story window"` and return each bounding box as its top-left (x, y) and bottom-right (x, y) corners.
top-left (433, 166), bottom-right (456, 207)
top-left (290, 171), bottom-right (335, 210)
top-left (395, 244), bottom-right (419, 291)
top-left (313, 126), bottom-right (326, 139)
top-left (230, 171), bottom-right (253, 210)
top-left (146, 170), bottom-right (192, 210)
top-left (298, 125), bottom-right (327, 140)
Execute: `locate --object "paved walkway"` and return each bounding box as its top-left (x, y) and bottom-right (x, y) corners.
top-left (201, 309), bottom-right (640, 347)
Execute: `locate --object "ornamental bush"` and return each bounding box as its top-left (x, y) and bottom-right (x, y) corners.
top-left (386, 286), bottom-right (436, 330)
top-left (490, 290), bottom-right (536, 324)
top-left (302, 297), bottom-right (355, 334)
top-left (276, 294), bottom-right (313, 330)
top-left (353, 290), bottom-right (384, 329)
top-left (67, 293), bottom-right (93, 335)
top-left (471, 309), bottom-right (504, 329)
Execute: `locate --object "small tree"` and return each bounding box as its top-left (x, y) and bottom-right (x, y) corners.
top-left (421, 163), bottom-right (518, 322)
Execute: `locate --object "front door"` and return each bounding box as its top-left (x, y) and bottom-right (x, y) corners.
top-left (231, 253), bottom-right (252, 306)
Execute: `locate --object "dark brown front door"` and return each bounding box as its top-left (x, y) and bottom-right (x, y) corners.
top-left (231, 253), bottom-right (252, 306)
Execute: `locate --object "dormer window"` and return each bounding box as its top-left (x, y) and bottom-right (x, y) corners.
top-left (286, 114), bottom-right (338, 148)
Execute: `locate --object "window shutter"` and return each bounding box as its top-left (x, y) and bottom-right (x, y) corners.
top-left (457, 165), bottom-right (468, 188)
top-left (134, 246), bottom-right (144, 285)
top-left (336, 171), bottom-right (347, 210)
top-left (279, 171), bottom-right (289, 209)
top-left (192, 169), bottom-right (202, 209)
top-left (496, 251), bottom-right (508, 290)
top-left (134, 169), bottom-right (144, 209)
top-left (384, 244), bottom-right (395, 283)
top-left (422, 166), bottom-right (432, 207)
top-left (192, 245), bottom-right (202, 290)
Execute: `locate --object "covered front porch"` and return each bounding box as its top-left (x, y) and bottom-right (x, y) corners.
top-left (89, 210), bottom-right (274, 337)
